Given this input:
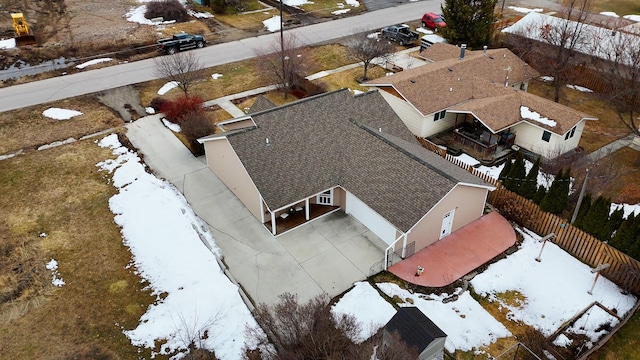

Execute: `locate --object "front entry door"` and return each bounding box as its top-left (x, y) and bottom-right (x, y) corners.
top-left (317, 189), bottom-right (333, 205)
top-left (440, 209), bottom-right (455, 239)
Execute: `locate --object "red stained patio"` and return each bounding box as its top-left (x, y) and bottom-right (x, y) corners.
top-left (389, 211), bottom-right (516, 287)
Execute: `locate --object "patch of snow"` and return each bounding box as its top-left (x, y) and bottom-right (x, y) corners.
top-left (367, 32), bottom-right (380, 39)
top-left (43, 108), bottom-right (83, 120)
top-left (76, 58), bottom-right (113, 69)
top-left (508, 6), bottom-right (543, 14)
top-left (162, 118), bottom-right (181, 132)
top-left (283, 0), bottom-right (313, 7)
top-left (332, 9), bottom-right (350, 15)
top-left (96, 134), bottom-right (259, 360)
top-left (600, 11), bottom-right (619, 18)
top-left (540, 76), bottom-right (554, 82)
top-left (610, 203), bottom-right (640, 219)
top-left (145, 107), bottom-right (156, 115)
top-left (624, 15), bottom-right (640, 22)
top-left (40, 233), bottom-right (47, 237)
top-left (263, 15), bottom-right (281, 32)
top-left (471, 227), bottom-right (637, 337)
top-left (564, 305), bottom-right (618, 346)
top-left (158, 81), bottom-right (179, 95)
top-left (211, 73), bottom-right (223, 80)
top-left (454, 153), bottom-right (480, 167)
top-left (553, 333), bottom-right (573, 347)
top-left (0, 38), bottom-right (16, 49)
top-left (566, 84), bottom-right (593, 93)
top-left (344, 0), bottom-right (360, 7)
top-left (521, 106), bottom-right (557, 127)
top-left (377, 282), bottom-right (512, 352)
top-left (331, 282), bottom-right (396, 343)
top-left (188, 9), bottom-right (214, 19)
top-left (350, 89), bottom-right (364, 95)
top-left (475, 158), bottom-right (554, 189)
top-left (125, 0), bottom-right (186, 25)
top-left (46, 259), bottom-right (65, 287)
top-left (416, 27), bottom-right (434, 35)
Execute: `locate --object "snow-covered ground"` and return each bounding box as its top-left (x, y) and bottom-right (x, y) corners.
top-left (96, 134), bottom-right (259, 359)
top-left (508, 6), bottom-right (543, 14)
top-left (0, 38), bottom-right (16, 49)
top-left (76, 58), bottom-right (112, 69)
top-left (42, 108), bottom-right (83, 120)
top-left (158, 81), bottom-right (179, 95)
top-left (336, 227), bottom-right (636, 354)
top-left (263, 15), bottom-right (281, 32)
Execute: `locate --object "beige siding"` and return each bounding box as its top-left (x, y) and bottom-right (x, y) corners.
top-left (512, 122), bottom-right (583, 159)
top-left (203, 139), bottom-right (262, 219)
top-left (378, 91), bottom-right (426, 136)
top-left (423, 112), bottom-right (455, 138)
top-left (407, 185), bottom-right (487, 252)
top-left (333, 187), bottom-right (346, 208)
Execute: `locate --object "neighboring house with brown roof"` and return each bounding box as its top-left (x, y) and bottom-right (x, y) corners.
top-left (364, 43), bottom-right (597, 159)
top-left (198, 89), bottom-right (495, 264)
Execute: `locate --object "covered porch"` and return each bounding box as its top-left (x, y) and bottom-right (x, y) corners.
top-left (264, 203), bottom-right (340, 236)
top-left (446, 112), bottom-right (516, 159)
top-left (388, 211), bottom-right (517, 287)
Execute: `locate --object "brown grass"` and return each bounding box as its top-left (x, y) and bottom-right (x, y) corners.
top-left (216, 9), bottom-right (281, 31)
top-left (599, 147), bottom-right (640, 204)
top-left (313, 65), bottom-right (387, 92)
top-left (158, 20), bottom-right (213, 37)
top-left (526, 79), bottom-right (632, 153)
top-left (0, 136), bottom-right (156, 359)
top-left (299, 0), bottom-right (365, 18)
top-left (0, 96), bottom-right (124, 155)
top-left (590, 0), bottom-right (640, 15)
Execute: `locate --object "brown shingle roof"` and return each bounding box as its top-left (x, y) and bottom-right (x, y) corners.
top-left (221, 89), bottom-right (491, 232)
top-left (419, 42), bottom-right (464, 62)
top-left (449, 84), bottom-right (595, 134)
top-left (365, 44), bottom-right (539, 115)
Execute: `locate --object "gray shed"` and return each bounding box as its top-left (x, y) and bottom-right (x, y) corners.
top-left (384, 307), bottom-right (447, 360)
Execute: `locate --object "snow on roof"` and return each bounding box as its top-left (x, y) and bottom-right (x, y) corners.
top-left (521, 105), bottom-right (557, 127)
top-left (503, 12), bottom-right (640, 67)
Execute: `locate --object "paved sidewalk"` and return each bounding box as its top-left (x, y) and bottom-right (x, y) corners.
top-left (587, 134), bottom-right (637, 162)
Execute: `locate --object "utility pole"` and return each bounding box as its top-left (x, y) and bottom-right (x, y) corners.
top-left (279, 0), bottom-right (285, 92)
top-left (571, 168), bottom-right (590, 224)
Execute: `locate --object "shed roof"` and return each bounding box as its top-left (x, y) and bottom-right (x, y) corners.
top-left (385, 307), bottom-right (447, 351)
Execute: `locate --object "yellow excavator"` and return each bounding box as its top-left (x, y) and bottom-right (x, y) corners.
top-left (11, 13), bottom-right (36, 46)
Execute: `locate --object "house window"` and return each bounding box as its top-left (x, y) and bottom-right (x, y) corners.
top-left (520, 83), bottom-right (527, 91)
top-left (542, 130), bottom-right (551, 142)
top-left (434, 110), bottom-right (446, 121)
top-left (564, 126), bottom-right (577, 140)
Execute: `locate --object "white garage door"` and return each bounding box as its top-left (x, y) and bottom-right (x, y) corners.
top-left (345, 192), bottom-right (397, 245)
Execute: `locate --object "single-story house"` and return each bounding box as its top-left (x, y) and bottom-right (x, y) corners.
top-left (384, 307), bottom-right (447, 360)
top-left (364, 43), bottom-right (597, 159)
top-left (198, 89), bottom-right (495, 265)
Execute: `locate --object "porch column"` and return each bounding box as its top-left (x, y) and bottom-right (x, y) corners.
top-left (305, 198), bottom-right (309, 220)
top-left (401, 233), bottom-right (408, 258)
top-left (270, 212), bottom-right (276, 235)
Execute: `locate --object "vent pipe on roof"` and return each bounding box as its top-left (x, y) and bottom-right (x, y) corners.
top-left (266, 138), bottom-right (270, 145)
top-left (483, 45), bottom-right (487, 55)
top-left (459, 44), bottom-right (467, 60)
top-left (379, 127), bottom-right (382, 132)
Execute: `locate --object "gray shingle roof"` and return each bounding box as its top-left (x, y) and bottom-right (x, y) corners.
top-left (385, 307), bottom-right (447, 352)
top-left (224, 89), bottom-right (491, 232)
top-left (247, 95), bottom-right (276, 114)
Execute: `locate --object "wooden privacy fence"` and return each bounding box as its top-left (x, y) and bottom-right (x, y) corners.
top-left (415, 136), bottom-right (640, 294)
top-left (488, 188), bottom-right (640, 295)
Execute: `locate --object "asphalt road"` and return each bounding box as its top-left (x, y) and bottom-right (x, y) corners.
top-left (0, 0), bottom-right (443, 113)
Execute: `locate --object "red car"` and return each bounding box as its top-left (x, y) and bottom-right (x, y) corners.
top-left (421, 12), bottom-right (446, 31)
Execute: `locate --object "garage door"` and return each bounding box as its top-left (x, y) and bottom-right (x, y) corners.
top-left (345, 192), bottom-right (397, 245)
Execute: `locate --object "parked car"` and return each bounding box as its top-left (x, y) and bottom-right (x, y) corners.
top-left (381, 24), bottom-right (419, 46)
top-left (421, 12), bottom-right (446, 31)
top-left (157, 33), bottom-right (205, 55)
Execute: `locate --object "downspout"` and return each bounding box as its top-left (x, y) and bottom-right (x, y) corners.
top-left (271, 212), bottom-right (276, 235)
top-left (401, 231), bottom-right (409, 258)
top-left (305, 198), bottom-right (309, 220)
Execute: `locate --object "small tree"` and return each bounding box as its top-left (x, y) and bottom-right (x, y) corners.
top-left (440, 0), bottom-right (497, 48)
top-left (254, 33), bottom-right (306, 97)
top-left (180, 111), bottom-right (216, 156)
top-left (346, 30), bottom-right (395, 81)
top-left (580, 196), bottom-right (612, 240)
top-left (532, 185), bottom-right (547, 204)
top-left (145, 0), bottom-right (188, 22)
top-left (540, 168), bottom-right (570, 214)
top-left (519, 157), bottom-right (540, 199)
top-left (498, 154), bottom-right (513, 185)
top-left (505, 151), bottom-right (526, 192)
top-left (155, 51), bottom-right (204, 96)
top-left (610, 214), bottom-right (640, 259)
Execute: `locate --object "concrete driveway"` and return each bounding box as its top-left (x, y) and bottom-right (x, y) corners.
top-left (126, 115), bottom-right (386, 305)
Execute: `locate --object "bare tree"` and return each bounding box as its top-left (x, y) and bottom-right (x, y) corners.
top-left (346, 29), bottom-right (395, 81)
top-left (155, 51), bottom-right (204, 96)
top-left (590, 21), bottom-right (640, 136)
top-left (542, 0), bottom-right (593, 102)
top-left (254, 33), bottom-right (306, 97)
top-left (243, 292), bottom-right (417, 360)
top-left (508, 0), bottom-right (593, 102)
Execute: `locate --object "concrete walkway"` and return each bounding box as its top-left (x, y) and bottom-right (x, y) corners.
top-left (125, 115), bottom-right (386, 305)
top-left (587, 134), bottom-right (638, 162)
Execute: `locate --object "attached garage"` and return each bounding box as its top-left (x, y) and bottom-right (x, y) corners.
top-left (345, 191), bottom-right (398, 245)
